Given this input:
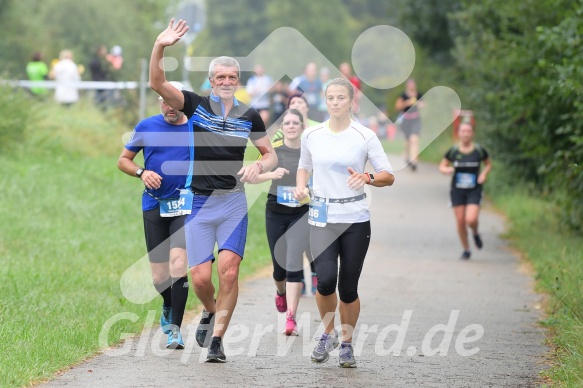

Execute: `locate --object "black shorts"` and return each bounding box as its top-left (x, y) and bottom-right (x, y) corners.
top-left (143, 208), bottom-right (187, 263)
top-left (400, 117), bottom-right (421, 139)
top-left (450, 186), bottom-right (483, 207)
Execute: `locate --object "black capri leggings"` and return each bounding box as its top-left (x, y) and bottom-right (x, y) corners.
top-left (265, 208), bottom-right (310, 283)
top-left (310, 221), bottom-right (371, 303)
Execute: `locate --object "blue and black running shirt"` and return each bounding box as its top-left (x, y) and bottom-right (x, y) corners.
top-left (181, 91), bottom-right (267, 192)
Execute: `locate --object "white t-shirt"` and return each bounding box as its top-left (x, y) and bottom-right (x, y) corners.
top-left (299, 120), bottom-right (393, 223)
top-left (53, 59), bottom-right (80, 104)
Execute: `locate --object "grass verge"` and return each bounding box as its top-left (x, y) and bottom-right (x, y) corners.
top-left (484, 168), bottom-right (583, 386)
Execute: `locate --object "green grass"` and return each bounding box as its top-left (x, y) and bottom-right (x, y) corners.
top-left (0, 99), bottom-right (272, 387)
top-left (487, 187), bottom-right (583, 386)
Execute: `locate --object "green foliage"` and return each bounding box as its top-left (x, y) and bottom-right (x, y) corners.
top-left (190, 0), bottom-right (354, 83)
top-left (398, 0), bottom-right (460, 65)
top-left (0, 86), bottom-right (36, 151)
top-left (535, 7), bottom-right (583, 229)
top-left (265, 0), bottom-right (353, 68)
top-left (452, 0), bottom-right (583, 230)
top-left (195, 0), bottom-right (270, 58)
top-left (0, 0), bottom-right (166, 80)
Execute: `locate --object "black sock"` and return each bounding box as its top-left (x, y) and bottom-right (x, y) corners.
top-left (171, 277), bottom-right (189, 327)
top-left (154, 278), bottom-right (172, 307)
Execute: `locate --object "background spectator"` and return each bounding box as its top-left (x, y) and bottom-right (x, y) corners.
top-left (25, 52), bottom-right (49, 97)
top-left (50, 50), bottom-right (81, 107)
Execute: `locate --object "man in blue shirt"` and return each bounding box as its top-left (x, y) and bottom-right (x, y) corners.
top-left (118, 81), bottom-right (191, 350)
top-left (149, 19), bottom-right (278, 363)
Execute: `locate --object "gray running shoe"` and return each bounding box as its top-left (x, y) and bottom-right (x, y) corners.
top-left (338, 344), bottom-right (357, 368)
top-left (206, 336), bottom-right (226, 363)
top-left (196, 310), bottom-right (215, 348)
top-left (311, 331), bottom-right (339, 363)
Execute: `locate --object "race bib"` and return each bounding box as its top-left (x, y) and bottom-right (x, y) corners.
top-left (455, 173), bottom-right (477, 189)
top-left (159, 189), bottom-right (193, 217)
top-left (277, 186), bottom-right (301, 208)
top-left (308, 199), bottom-right (328, 227)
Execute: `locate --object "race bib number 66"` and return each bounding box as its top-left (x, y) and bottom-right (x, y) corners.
top-left (308, 200), bottom-right (327, 227)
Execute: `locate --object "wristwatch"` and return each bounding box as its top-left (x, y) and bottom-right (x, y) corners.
top-left (135, 168), bottom-right (144, 178)
top-left (369, 173), bottom-right (375, 184)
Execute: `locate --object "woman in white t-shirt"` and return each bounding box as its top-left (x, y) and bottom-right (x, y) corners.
top-left (294, 78), bottom-right (395, 368)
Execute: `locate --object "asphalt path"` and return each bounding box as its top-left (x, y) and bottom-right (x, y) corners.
top-left (42, 161), bottom-right (549, 387)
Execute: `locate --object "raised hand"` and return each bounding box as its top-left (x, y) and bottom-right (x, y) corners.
top-left (156, 19), bottom-right (189, 47)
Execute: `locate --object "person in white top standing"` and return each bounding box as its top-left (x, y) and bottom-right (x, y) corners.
top-left (50, 49), bottom-right (81, 107)
top-left (294, 78), bottom-right (395, 368)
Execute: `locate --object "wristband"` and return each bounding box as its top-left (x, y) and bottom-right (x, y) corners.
top-left (255, 162), bottom-right (265, 173)
top-left (364, 172), bottom-right (371, 184)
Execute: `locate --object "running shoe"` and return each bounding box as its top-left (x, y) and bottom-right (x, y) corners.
top-left (338, 344), bottom-right (357, 368)
top-left (196, 310), bottom-right (215, 348)
top-left (311, 331), bottom-right (339, 363)
top-left (461, 250), bottom-right (471, 260)
top-left (160, 305), bottom-right (172, 334)
top-left (166, 326), bottom-right (184, 349)
top-left (285, 311), bottom-right (297, 336)
top-left (311, 273), bottom-right (318, 295)
top-left (206, 336), bottom-right (226, 363)
top-left (473, 234), bottom-right (483, 249)
top-left (275, 291), bottom-right (287, 313)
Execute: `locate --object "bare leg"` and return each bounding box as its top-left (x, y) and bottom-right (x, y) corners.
top-left (286, 281), bottom-right (303, 317)
top-left (409, 134), bottom-right (419, 166)
top-left (316, 291), bottom-right (338, 334)
top-left (213, 249), bottom-right (241, 338)
top-left (465, 204), bottom-right (480, 235)
top-left (274, 279), bottom-right (285, 295)
top-left (169, 247), bottom-right (187, 278)
top-left (150, 262), bottom-right (170, 285)
top-left (404, 138), bottom-right (410, 162)
top-left (453, 205), bottom-right (469, 251)
top-left (339, 298), bottom-right (360, 343)
top-left (190, 261), bottom-right (216, 312)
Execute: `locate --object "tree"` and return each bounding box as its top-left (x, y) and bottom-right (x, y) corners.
top-left (398, 0), bottom-right (461, 66)
top-left (452, 0), bottom-right (583, 229)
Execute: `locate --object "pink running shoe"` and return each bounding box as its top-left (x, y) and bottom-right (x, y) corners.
top-left (275, 292), bottom-right (287, 313)
top-left (285, 311), bottom-right (297, 336)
